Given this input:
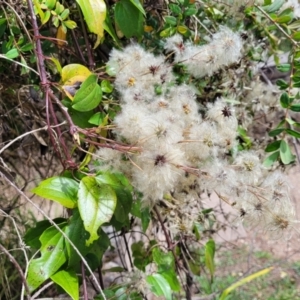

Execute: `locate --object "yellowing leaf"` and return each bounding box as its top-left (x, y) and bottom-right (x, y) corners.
top-left (144, 25), bottom-right (153, 32)
top-left (177, 25), bottom-right (188, 34)
top-left (64, 20), bottom-right (77, 29)
top-left (219, 267), bottom-right (274, 300)
top-left (61, 64), bottom-right (92, 99)
top-left (56, 25), bottom-right (67, 48)
top-left (62, 64), bottom-right (91, 83)
top-left (76, 0), bottom-right (106, 49)
top-left (33, 0), bottom-right (45, 21)
top-left (48, 56), bottom-right (62, 75)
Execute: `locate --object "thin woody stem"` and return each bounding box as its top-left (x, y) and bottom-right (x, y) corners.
top-left (27, 0), bottom-right (77, 168)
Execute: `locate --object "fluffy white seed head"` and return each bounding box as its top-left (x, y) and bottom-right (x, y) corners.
top-left (132, 146), bottom-right (186, 205)
top-left (234, 151), bottom-right (263, 185)
top-left (93, 148), bottom-right (123, 172)
top-left (206, 97), bottom-right (238, 129)
top-left (164, 34), bottom-right (185, 60)
top-left (211, 26), bottom-right (243, 65)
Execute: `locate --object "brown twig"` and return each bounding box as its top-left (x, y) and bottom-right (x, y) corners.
top-left (27, 0), bottom-right (72, 168)
top-left (153, 205), bottom-right (174, 250)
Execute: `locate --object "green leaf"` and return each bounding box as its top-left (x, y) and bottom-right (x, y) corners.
top-left (76, 0), bottom-right (106, 48)
top-left (103, 14), bottom-right (121, 47)
top-left (292, 31), bottom-right (300, 41)
top-left (265, 140), bottom-right (281, 152)
top-left (161, 271), bottom-right (181, 292)
top-left (24, 218), bottom-right (66, 249)
top-left (131, 241), bottom-right (151, 271)
top-left (131, 199), bottom-right (151, 231)
top-left (48, 56), bottom-right (62, 75)
top-left (101, 79), bottom-right (113, 93)
top-left (20, 56), bottom-right (29, 75)
top-left (60, 8), bottom-right (70, 20)
top-left (131, 199), bottom-right (142, 218)
top-left (32, 176), bottom-right (78, 208)
top-left (95, 172), bottom-right (133, 223)
top-left (268, 128), bottom-right (285, 137)
top-left (280, 92), bottom-right (291, 108)
top-left (45, 0), bottom-right (56, 10)
top-left (262, 0), bottom-right (284, 13)
top-left (20, 43), bottom-right (34, 52)
top-left (285, 118), bottom-right (300, 127)
top-left (33, 0), bottom-right (45, 20)
top-left (0, 18), bottom-right (7, 38)
top-left (51, 269), bottom-right (79, 300)
top-left (78, 176), bottom-right (117, 245)
top-left (95, 289), bottom-right (115, 300)
top-left (115, 0), bottom-right (144, 39)
top-left (5, 48), bottom-right (19, 59)
top-left (238, 126), bottom-right (252, 149)
top-left (219, 267), bottom-right (274, 300)
top-left (65, 209), bottom-right (91, 268)
top-left (72, 74), bottom-right (102, 112)
top-left (275, 15), bottom-right (292, 24)
top-left (160, 27), bottom-right (176, 37)
top-left (27, 223), bottom-right (67, 292)
top-left (64, 20), bottom-right (77, 29)
top-left (86, 229), bottom-right (111, 268)
top-left (42, 10), bottom-right (51, 25)
top-left (55, 2), bottom-right (64, 14)
top-left (286, 128), bottom-right (300, 138)
top-left (293, 81), bottom-right (300, 88)
top-left (32, 176), bottom-right (79, 208)
top-left (169, 3), bottom-right (181, 15)
top-left (115, 288), bottom-right (128, 300)
top-left (263, 151), bottom-right (280, 167)
top-left (205, 239), bottom-right (215, 281)
top-left (141, 206), bottom-right (151, 232)
top-left (165, 16), bottom-right (177, 26)
top-left (146, 274), bottom-right (172, 300)
top-left (288, 20), bottom-right (300, 29)
top-left (290, 104), bottom-right (300, 112)
top-left (280, 140), bottom-right (295, 164)
top-left (152, 248), bottom-right (180, 291)
top-left (276, 79), bottom-right (289, 89)
top-left (62, 99), bottom-right (94, 128)
top-left (52, 15), bottom-right (60, 27)
top-left (277, 64), bottom-right (291, 72)
top-left (184, 6), bottom-right (197, 17)
top-left (129, 0), bottom-right (146, 15)
top-left (153, 248), bottom-right (174, 269)
top-left (88, 111), bottom-right (105, 125)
